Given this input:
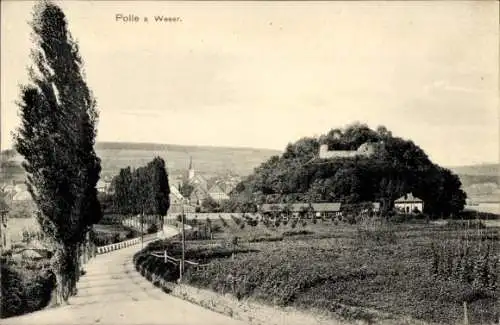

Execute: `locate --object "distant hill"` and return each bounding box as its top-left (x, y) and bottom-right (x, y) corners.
top-left (1, 142), bottom-right (282, 183)
top-left (449, 163), bottom-right (500, 202)
top-left (449, 163), bottom-right (499, 187)
top-left (450, 163), bottom-right (499, 177)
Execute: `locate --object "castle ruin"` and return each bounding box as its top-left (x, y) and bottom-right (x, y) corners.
top-left (318, 142), bottom-right (376, 159)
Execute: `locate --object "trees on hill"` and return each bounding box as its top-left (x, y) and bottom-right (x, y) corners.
top-left (13, 0), bottom-right (102, 304)
top-left (229, 123), bottom-right (466, 218)
top-left (111, 157), bottom-right (170, 227)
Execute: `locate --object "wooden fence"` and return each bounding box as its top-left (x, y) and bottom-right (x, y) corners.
top-left (95, 237), bottom-right (141, 254)
top-left (149, 249), bottom-right (210, 270)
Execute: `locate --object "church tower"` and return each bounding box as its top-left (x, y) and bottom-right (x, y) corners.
top-left (188, 156), bottom-right (195, 180)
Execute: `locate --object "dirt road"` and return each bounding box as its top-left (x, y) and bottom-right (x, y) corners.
top-left (5, 227), bottom-right (247, 325)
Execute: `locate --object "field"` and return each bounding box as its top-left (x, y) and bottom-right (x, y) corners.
top-left (7, 214), bottom-right (147, 247)
top-left (137, 216), bottom-right (500, 325)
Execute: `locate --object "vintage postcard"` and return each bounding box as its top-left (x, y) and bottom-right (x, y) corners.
top-left (1, 1), bottom-right (499, 325)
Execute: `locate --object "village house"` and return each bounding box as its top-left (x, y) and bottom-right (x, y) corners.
top-left (168, 185), bottom-right (195, 213)
top-left (182, 157), bottom-right (234, 207)
top-left (394, 193), bottom-right (424, 214)
top-left (260, 202), bottom-right (343, 220)
top-left (207, 183), bottom-right (230, 203)
top-left (189, 187), bottom-right (209, 206)
top-left (186, 157), bottom-right (209, 191)
top-left (170, 185), bottom-right (186, 205)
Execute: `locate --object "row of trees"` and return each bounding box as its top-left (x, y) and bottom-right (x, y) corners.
top-left (111, 157), bottom-right (170, 228)
top-left (229, 123), bottom-right (467, 218)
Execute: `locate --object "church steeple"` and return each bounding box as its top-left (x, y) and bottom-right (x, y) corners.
top-left (188, 156), bottom-right (195, 180)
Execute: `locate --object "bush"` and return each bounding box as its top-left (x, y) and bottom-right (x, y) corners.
top-left (0, 259), bottom-right (55, 318)
top-left (429, 241), bottom-right (497, 292)
top-left (147, 223), bottom-right (158, 234)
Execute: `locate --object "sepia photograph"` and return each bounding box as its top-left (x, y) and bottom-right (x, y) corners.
top-left (0, 1), bottom-right (499, 324)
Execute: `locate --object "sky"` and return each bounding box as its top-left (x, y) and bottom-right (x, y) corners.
top-left (1, 1), bottom-right (498, 167)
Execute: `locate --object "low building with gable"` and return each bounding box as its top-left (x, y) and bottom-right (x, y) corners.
top-left (394, 193), bottom-right (424, 214)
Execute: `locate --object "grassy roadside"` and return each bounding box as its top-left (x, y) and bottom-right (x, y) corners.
top-left (134, 218), bottom-right (500, 325)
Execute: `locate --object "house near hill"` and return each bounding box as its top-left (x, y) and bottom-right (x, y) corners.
top-left (318, 142), bottom-right (377, 159)
top-left (189, 187), bottom-right (209, 206)
top-left (168, 185), bottom-right (196, 213)
top-left (260, 202), bottom-right (342, 220)
top-left (394, 193), bottom-right (424, 214)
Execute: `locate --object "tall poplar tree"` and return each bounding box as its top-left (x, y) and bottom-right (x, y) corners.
top-left (112, 167), bottom-right (133, 215)
top-left (14, 0), bottom-right (102, 304)
top-left (146, 157), bottom-right (170, 229)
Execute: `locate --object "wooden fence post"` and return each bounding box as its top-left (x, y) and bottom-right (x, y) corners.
top-left (164, 249), bottom-right (167, 264)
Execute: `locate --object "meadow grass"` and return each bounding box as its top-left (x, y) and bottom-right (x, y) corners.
top-left (149, 217), bottom-right (500, 325)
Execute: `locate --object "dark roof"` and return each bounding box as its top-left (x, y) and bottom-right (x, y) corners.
top-left (260, 203), bottom-right (341, 213)
top-left (395, 193), bottom-right (423, 203)
top-left (311, 203), bottom-right (342, 212)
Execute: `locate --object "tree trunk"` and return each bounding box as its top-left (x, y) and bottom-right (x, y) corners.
top-left (48, 244), bottom-right (79, 306)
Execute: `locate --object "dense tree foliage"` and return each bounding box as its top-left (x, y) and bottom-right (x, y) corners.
top-left (229, 123), bottom-right (466, 218)
top-left (111, 157), bottom-right (170, 224)
top-left (179, 181), bottom-right (195, 198)
top-left (201, 196), bottom-right (221, 213)
top-left (13, 0), bottom-right (101, 304)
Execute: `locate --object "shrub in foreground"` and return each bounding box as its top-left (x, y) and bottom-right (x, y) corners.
top-left (0, 258), bottom-right (55, 318)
